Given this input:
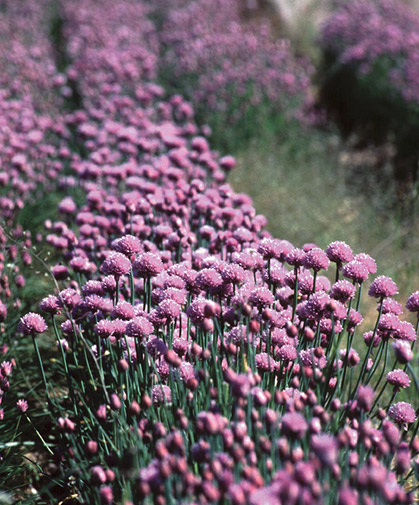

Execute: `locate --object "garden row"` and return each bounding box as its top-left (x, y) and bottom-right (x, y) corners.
top-left (0, 0), bottom-right (418, 504)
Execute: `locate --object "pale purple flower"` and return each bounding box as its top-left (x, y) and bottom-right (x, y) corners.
top-left (16, 399), bottom-right (28, 413)
top-left (18, 313), bottom-right (48, 335)
top-left (330, 280), bottom-right (356, 302)
top-left (368, 275), bottom-right (398, 299)
top-left (133, 252), bottom-right (164, 277)
top-left (326, 241), bottom-right (354, 264)
top-left (248, 287), bottom-right (274, 308)
top-left (101, 252), bottom-right (131, 277)
top-left (406, 291), bottom-right (419, 313)
top-left (112, 234), bottom-right (142, 256)
top-left (342, 260), bottom-right (369, 283)
top-left (392, 340), bottom-right (413, 364)
top-left (386, 369), bottom-right (410, 389)
top-left (151, 385), bottom-right (172, 406)
top-left (354, 253), bottom-right (377, 274)
top-left (125, 317), bottom-right (154, 340)
top-left (311, 434), bottom-right (338, 466)
top-left (281, 412), bottom-right (308, 439)
top-left (303, 247), bottom-right (330, 272)
top-left (388, 402), bottom-right (416, 424)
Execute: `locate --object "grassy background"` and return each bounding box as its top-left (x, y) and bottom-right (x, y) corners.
top-left (227, 125), bottom-right (419, 322)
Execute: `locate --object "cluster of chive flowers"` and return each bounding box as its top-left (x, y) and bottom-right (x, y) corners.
top-left (321, 0), bottom-right (419, 104)
top-left (0, 0), bottom-right (418, 503)
top-left (158, 0), bottom-right (314, 132)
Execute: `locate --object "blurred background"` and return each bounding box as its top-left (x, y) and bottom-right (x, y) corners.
top-left (155, 0), bottom-right (419, 310)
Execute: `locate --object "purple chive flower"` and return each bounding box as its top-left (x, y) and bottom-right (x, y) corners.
top-left (277, 344), bottom-right (298, 362)
top-left (406, 291), bottom-right (419, 313)
top-left (151, 385), bottom-right (172, 406)
top-left (396, 321), bottom-right (416, 341)
top-left (84, 295), bottom-right (112, 314)
top-left (112, 234), bottom-right (142, 256)
top-left (157, 299), bottom-right (181, 320)
top-left (40, 295), bottom-right (61, 315)
top-left (286, 247), bottom-right (306, 267)
top-left (18, 313), bottom-right (48, 336)
top-left (255, 353), bottom-right (276, 372)
top-left (392, 340), bottom-right (413, 364)
top-left (133, 252), bottom-right (164, 278)
top-left (311, 434), bottom-right (338, 467)
top-left (378, 313), bottom-right (401, 335)
top-left (59, 288), bottom-right (82, 310)
top-left (125, 316), bottom-right (154, 340)
top-left (388, 402), bottom-right (416, 424)
top-left (195, 268), bottom-right (224, 294)
top-left (281, 412), bottom-right (308, 439)
top-left (16, 399), bottom-right (28, 413)
top-left (354, 253), bottom-right (377, 274)
top-left (338, 486), bottom-right (359, 505)
top-left (58, 197), bottom-right (77, 214)
top-left (248, 287), bottom-right (274, 308)
top-left (99, 486), bottom-right (113, 504)
top-left (326, 241), bottom-right (354, 264)
top-left (368, 275), bottom-right (398, 299)
top-left (111, 301), bottom-right (135, 320)
top-left (90, 465), bottom-right (107, 485)
top-left (330, 280), bottom-right (356, 302)
top-left (52, 264), bottom-right (69, 280)
top-left (101, 252), bottom-right (131, 277)
top-left (342, 260), bottom-right (369, 283)
top-left (386, 369), bottom-right (410, 389)
top-left (357, 385), bottom-right (375, 411)
top-left (381, 298), bottom-right (403, 315)
top-left (303, 247), bottom-right (330, 272)
top-left (347, 309), bottom-right (363, 329)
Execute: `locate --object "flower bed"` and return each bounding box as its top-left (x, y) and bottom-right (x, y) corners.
top-left (0, 0), bottom-right (418, 503)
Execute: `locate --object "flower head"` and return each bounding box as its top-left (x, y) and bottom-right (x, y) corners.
top-left (368, 275), bottom-right (398, 299)
top-left (101, 252), bottom-right (131, 277)
top-left (388, 402), bottom-right (416, 424)
top-left (326, 241), bottom-right (354, 264)
top-left (406, 291), bottom-right (419, 313)
top-left (18, 313), bottom-right (48, 336)
top-left (303, 247), bottom-right (330, 272)
top-left (386, 369), bottom-right (410, 389)
top-left (342, 261), bottom-right (369, 283)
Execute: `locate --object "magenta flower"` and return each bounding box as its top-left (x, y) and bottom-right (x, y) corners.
top-left (112, 234), bottom-right (142, 256)
top-left (357, 385), bottom-right (375, 411)
top-left (311, 434), bottom-right (338, 467)
top-left (388, 402), bottom-right (416, 424)
top-left (381, 298), bottom-right (403, 315)
top-left (151, 385), bottom-right (172, 406)
top-left (392, 340), bottom-right (413, 364)
top-left (133, 252), bottom-right (164, 277)
top-left (248, 287), bottom-right (274, 308)
top-left (281, 412), bottom-right (308, 439)
top-left (368, 275), bottom-right (398, 299)
top-left (406, 290), bottom-right (419, 313)
top-left (111, 301), bottom-right (135, 320)
top-left (326, 241), bottom-right (354, 264)
top-left (101, 252), bottom-right (131, 277)
top-left (59, 289), bottom-right (82, 310)
top-left (386, 369), bottom-right (410, 389)
top-left (16, 399), bottom-right (28, 413)
top-left (342, 260), bottom-right (369, 283)
top-left (354, 253), bottom-right (377, 274)
top-left (39, 295), bottom-right (61, 315)
top-left (303, 247), bottom-right (330, 272)
top-left (125, 317), bottom-right (154, 340)
top-left (18, 313), bottom-right (48, 336)
top-left (330, 280), bottom-right (356, 302)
